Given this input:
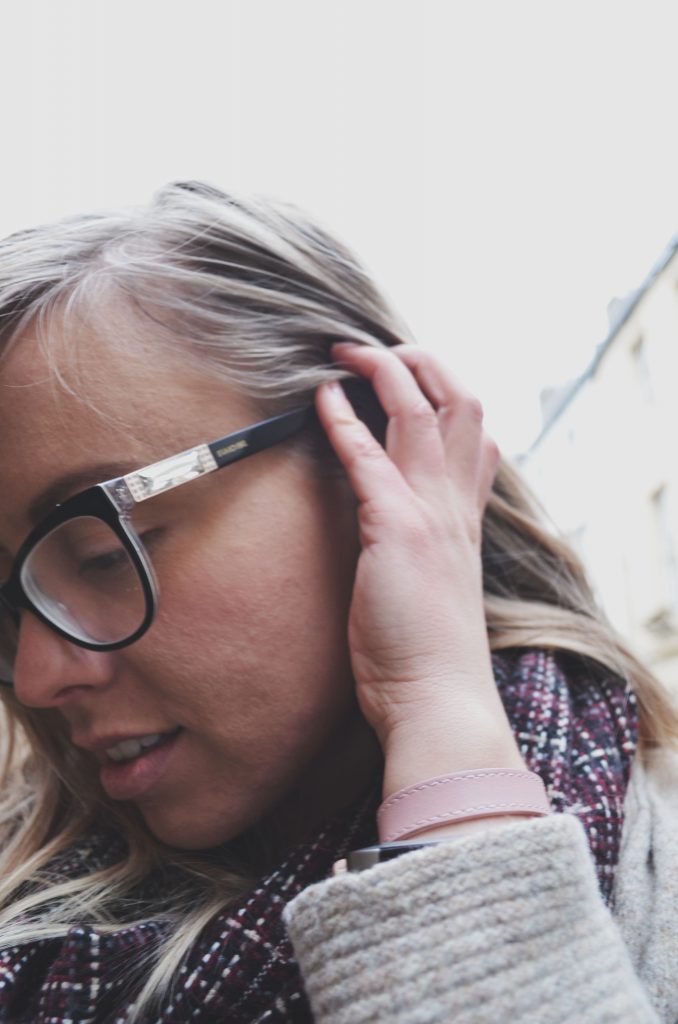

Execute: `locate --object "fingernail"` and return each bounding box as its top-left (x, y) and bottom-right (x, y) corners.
top-left (325, 380), bottom-right (345, 395)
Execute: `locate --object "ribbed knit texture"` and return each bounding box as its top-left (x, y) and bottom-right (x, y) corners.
top-left (284, 814), bottom-right (659, 1023)
top-left (613, 744), bottom-right (678, 1024)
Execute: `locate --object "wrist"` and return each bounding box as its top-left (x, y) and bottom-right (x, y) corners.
top-left (381, 706), bottom-right (526, 801)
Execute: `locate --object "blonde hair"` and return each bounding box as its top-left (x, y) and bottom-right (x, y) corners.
top-left (1, 181), bottom-right (676, 1019)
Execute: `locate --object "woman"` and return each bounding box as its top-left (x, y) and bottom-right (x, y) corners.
top-left (0, 181), bottom-right (676, 1023)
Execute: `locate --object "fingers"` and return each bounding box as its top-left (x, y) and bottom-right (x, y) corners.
top-left (317, 341), bottom-right (499, 522)
top-left (392, 346), bottom-right (500, 514)
top-left (328, 343), bottom-right (448, 493)
top-left (315, 379), bottom-right (410, 508)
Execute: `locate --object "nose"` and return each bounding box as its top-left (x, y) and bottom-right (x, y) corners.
top-left (13, 611), bottom-right (117, 708)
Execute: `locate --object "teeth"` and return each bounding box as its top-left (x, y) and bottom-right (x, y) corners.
top-left (139, 733), bottom-right (164, 748)
top-left (106, 733), bottom-right (165, 763)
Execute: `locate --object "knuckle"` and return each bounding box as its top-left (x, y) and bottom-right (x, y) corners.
top-left (400, 504), bottom-right (445, 548)
top-left (359, 499), bottom-right (392, 532)
top-left (366, 498), bottom-right (429, 544)
top-left (438, 392), bottom-right (484, 427)
top-left (344, 427), bottom-right (383, 467)
top-left (484, 434), bottom-right (500, 464)
top-left (392, 343), bottom-right (423, 364)
top-left (464, 395), bottom-right (485, 424)
top-left (407, 398), bottom-right (438, 429)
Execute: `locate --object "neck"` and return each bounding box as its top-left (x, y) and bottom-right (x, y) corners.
top-left (253, 709), bottom-right (382, 866)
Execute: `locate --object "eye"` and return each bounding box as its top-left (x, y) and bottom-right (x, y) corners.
top-left (78, 546), bottom-right (128, 577)
top-left (78, 529), bottom-right (164, 578)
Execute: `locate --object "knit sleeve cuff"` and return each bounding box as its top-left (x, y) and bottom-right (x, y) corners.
top-left (284, 813), bottom-right (658, 1023)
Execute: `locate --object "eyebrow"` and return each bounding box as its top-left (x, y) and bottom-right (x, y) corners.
top-left (27, 462), bottom-right (134, 526)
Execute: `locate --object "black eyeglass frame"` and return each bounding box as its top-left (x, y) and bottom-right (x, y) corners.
top-left (0, 404), bottom-right (314, 683)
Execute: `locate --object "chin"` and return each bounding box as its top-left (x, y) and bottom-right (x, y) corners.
top-left (138, 800), bottom-right (257, 851)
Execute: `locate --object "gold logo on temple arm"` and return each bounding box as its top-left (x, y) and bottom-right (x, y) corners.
top-left (215, 439), bottom-right (249, 458)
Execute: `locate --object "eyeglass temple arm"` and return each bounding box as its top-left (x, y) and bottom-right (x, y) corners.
top-left (209, 404), bottom-right (313, 468)
top-left (102, 405), bottom-right (315, 512)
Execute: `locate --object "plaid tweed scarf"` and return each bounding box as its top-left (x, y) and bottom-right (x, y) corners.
top-left (0, 649), bottom-right (639, 1023)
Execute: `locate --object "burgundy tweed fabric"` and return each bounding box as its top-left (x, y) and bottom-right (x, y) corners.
top-left (0, 649), bottom-right (639, 1023)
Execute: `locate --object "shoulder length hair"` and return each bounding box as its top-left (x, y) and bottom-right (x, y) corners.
top-left (0, 181), bottom-right (676, 1021)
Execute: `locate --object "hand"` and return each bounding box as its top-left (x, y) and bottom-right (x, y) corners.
top-left (316, 343), bottom-right (526, 796)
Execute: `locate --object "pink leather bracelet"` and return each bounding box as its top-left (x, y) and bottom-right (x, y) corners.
top-left (377, 768), bottom-right (551, 843)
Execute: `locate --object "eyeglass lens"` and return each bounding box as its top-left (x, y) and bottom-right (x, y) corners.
top-left (0, 517), bottom-right (147, 685)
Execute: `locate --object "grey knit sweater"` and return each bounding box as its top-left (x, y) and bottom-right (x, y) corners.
top-left (284, 745), bottom-right (678, 1023)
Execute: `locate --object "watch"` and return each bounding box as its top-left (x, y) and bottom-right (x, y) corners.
top-left (333, 840), bottom-right (445, 874)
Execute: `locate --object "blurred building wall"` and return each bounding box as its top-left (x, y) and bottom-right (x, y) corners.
top-left (520, 240), bottom-right (678, 690)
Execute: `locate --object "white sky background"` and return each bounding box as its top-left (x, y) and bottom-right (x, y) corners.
top-left (2, 0), bottom-right (678, 455)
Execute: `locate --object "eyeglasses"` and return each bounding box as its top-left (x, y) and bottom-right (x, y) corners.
top-left (0, 405), bottom-right (314, 687)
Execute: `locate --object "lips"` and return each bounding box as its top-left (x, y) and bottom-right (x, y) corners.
top-left (98, 727), bottom-right (184, 802)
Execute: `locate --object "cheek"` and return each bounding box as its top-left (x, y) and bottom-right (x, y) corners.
top-left (167, 487), bottom-right (357, 652)
top-left (129, 523), bottom-right (357, 732)
top-left (115, 477), bottom-right (364, 845)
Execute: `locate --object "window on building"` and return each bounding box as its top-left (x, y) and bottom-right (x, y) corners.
top-left (651, 484), bottom-right (678, 617)
top-left (631, 336), bottom-right (654, 403)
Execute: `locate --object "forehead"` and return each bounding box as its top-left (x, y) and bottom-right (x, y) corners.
top-left (0, 316), bottom-right (252, 535)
